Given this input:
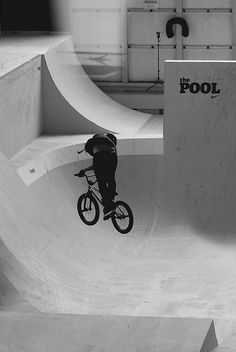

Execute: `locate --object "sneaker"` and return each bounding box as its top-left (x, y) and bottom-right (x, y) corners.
top-left (103, 209), bottom-right (115, 221)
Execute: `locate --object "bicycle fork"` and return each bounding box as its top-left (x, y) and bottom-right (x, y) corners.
top-left (83, 193), bottom-right (93, 211)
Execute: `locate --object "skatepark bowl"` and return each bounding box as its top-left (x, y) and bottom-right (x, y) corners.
top-left (1, 35), bottom-right (236, 351)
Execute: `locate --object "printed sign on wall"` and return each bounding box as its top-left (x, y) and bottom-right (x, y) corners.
top-left (179, 77), bottom-right (220, 98)
top-left (144, 0), bottom-right (159, 9)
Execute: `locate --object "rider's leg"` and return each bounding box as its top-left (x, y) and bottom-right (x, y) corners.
top-left (93, 151), bottom-right (117, 213)
top-left (94, 167), bottom-right (113, 210)
top-left (107, 175), bottom-right (116, 200)
top-left (94, 172), bottom-right (109, 206)
top-left (96, 177), bottom-right (114, 220)
top-left (98, 178), bottom-right (115, 213)
top-left (106, 152), bottom-right (118, 200)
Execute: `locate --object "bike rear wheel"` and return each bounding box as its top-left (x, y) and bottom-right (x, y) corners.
top-left (111, 200), bottom-right (133, 234)
top-left (77, 193), bottom-right (100, 225)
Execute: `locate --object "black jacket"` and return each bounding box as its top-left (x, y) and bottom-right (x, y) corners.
top-left (85, 134), bottom-right (116, 156)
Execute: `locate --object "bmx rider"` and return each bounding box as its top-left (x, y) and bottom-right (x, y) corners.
top-left (78, 133), bottom-right (118, 220)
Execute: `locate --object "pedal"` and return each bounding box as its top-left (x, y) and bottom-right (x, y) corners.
top-left (103, 210), bottom-right (114, 221)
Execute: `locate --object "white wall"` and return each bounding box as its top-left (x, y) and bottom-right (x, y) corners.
top-left (71, 0), bottom-right (123, 81)
top-left (164, 59), bottom-right (236, 232)
top-left (70, 0), bottom-right (234, 83)
top-left (183, 0), bottom-right (231, 8)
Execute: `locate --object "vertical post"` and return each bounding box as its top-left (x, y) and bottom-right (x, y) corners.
top-left (0, 0), bottom-right (2, 36)
top-left (176, 0), bottom-right (183, 59)
top-left (51, 0), bottom-right (70, 33)
top-left (121, 0), bottom-right (128, 83)
top-left (68, 0), bottom-right (73, 34)
top-left (232, 0), bottom-right (236, 59)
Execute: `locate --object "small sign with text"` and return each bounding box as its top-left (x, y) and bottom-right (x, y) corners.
top-left (144, 0), bottom-right (159, 9)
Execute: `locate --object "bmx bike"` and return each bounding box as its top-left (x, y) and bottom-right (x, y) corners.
top-left (74, 171), bottom-right (133, 234)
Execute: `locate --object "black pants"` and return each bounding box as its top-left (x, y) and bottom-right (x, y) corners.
top-left (93, 150), bottom-right (117, 210)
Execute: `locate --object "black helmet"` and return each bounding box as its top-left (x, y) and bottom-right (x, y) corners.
top-left (106, 133), bottom-right (117, 146)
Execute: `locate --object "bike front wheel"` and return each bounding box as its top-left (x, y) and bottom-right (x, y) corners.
top-left (77, 193), bottom-right (100, 226)
top-left (111, 200), bottom-right (134, 234)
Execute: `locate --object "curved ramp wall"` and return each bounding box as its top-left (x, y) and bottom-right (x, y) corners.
top-left (0, 35), bottom-right (156, 161)
top-left (2, 141), bottom-right (236, 352)
top-left (42, 37), bottom-right (154, 135)
top-left (11, 135), bottom-right (163, 185)
top-left (1, 148), bottom-right (162, 313)
top-left (3, 38), bottom-right (236, 349)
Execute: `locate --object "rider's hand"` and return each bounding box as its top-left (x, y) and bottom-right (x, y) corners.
top-left (78, 169), bottom-right (85, 177)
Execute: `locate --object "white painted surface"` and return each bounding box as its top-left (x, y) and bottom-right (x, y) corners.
top-left (0, 35), bottom-right (156, 138)
top-left (72, 13), bottom-right (122, 46)
top-left (183, 48), bottom-right (232, 60)
top-left (70, 0), bottom-right (123, 82)
top-left (183, 0), bottom-right (231, 8)
top-left (128, 48), bottom-right (175, 81)
top-left (71, 0), bottom-right (122, 9)
top-left (11, 134), bottom-right (163, 185)
top-left (128, 12), bottom-right (175, 45)
top-left (183, 13), bottom-right (232, 46)
top-left (0, 313), bottom-right (217, 352)
top-left (70, 0), bottom-right (234, 82)
top-left (128, 0), bottom-right (175, 8)
top-left (0, 35), bottom-right (67, 78)
top-left (106, 92), bottom-right (164, 110)
top-left (0, 35), bottom-right (67, 158)
top-left (164, 59), bottom-right (236, 236)
top-left (0, 57), bottom-right (42, 158)
top-left (3, 35), bottom-right (236, 351)
top-left (76, 51), bottom-right (122, 82)
top-left (0, 144), bottom-right (236, 349)
top-left (43, 37), bottom-right (155, 134)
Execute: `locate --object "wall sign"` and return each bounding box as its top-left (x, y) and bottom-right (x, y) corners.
top-left (144, 0), bottom-right (159, 9)
top-left (179, 78), bottom-right (220, 98)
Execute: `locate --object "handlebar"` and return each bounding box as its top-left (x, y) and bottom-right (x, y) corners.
top-left (74, 171), bottom-right (97, 186)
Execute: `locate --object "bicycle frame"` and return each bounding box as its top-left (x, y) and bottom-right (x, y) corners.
top-left (75, 171), bottom-right (134, 233)
top-left (84, 174), bottom-right (104, 206)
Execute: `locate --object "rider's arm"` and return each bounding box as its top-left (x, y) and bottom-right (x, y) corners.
top-left (77, 164), bottom-right (93, 177)
top-left (83, 165), bottom-right (94, 172)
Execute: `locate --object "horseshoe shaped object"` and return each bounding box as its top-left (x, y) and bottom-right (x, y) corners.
top-left (166, 17), bottom-right (189, 38)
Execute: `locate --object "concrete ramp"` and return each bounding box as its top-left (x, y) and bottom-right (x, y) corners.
top-left (0, 313), bottom-right (217, 352)
top-left (0, 35), bottom-right (161, 160)
top-left (1, 148), bottom-right (162, 313)
top-left (42, 37), bottom-right (156, 134)
top-left (5, 37), bottom-right (236, 350)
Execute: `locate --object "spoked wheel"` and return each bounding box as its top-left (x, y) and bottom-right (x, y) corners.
top-left (111, 200), bottom-right (133, 234)
top-left (77, 193), bottom-right (100, 225)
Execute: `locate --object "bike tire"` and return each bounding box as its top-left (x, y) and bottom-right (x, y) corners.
top-left (111, 200), bottom-right (134, 234)
top-left (77, 193), bottom-right (100, 226)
